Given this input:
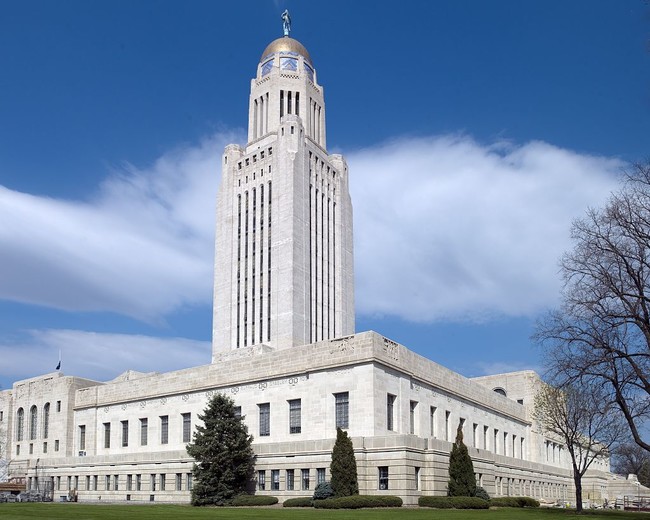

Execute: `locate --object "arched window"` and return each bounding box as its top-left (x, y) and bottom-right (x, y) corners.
top-left (43, 403), bottom-right (50, 439)
top-left (16, 408), bottom-right (24, 441)
top-left (493, 387), bottom-right (507, 397)
top-left (30, 405), bottom-right (38, 440)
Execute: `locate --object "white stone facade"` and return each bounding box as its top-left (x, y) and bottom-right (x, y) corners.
top-left (0, 32), bottom-right (621, 507)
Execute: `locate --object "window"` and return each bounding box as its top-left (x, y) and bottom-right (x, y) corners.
top-left (410, 401), bottom-right (417, 434)
top-left (445, 411), bottom-right (451, 441)
top-left (234, 406), bottom-right (242, 419)
top-left (271, 470), bottom-right (280, 491)
top-left (301, 469), bottom-right (310, 490)
top-left (176, 473), bottom-right (182, 491)
top-left (16, 445), bottom-right (20, 456)
top-left (387, 394), bottom-right (396, 431)
top-left (43, 442), bottom-right (47, 453)
top-left (150, 474), bottom-right (158, 491)
top-left (378, 466), bottom-right (389, 490)
top-left (317, 468), bottom-right (326, 485)
top-left (79, 425), bottom-right (86, 451)
top-left (114, 475), bottom-right (119, 491)
top-left (56, 400), bottom-right (61, 412)
top-left (484, 425), bottom-right (489, 450)
top-left (286, 469), bottom-right (294, 491)
top-left (29, 405), bottom-right (38, 440)
top-left (140, 418), bottom-right (148, 446)
top-left (160, 416), bottom-right (169, 444)
top-left (335, 392), bottom-right (349, 429)
top-left (136, 474), bottom-right (142, 491)
top-left (494, 429), bottom-right (499, 454)
top-left (0, 410), bottom-right (3, 421)
top-left (29, 443), bottom-right (33, 454)
top-left (473, 423), bottom-right (478, 448)
top-left (186, 473), bottom-right (193, 491)
top-left (105, 475), bottom-right (111, 491)
top-left (57, 476), bottom-right (61, 491)
top-left (43, 403), bottom-right (50, 439)
top-left (121, 420), bottom-right (129, 447)
top-left (415, 467), bottom-right (421, 490)
top-left (160, 474), bottom-right (166, 491)
top-left (127, 474), bottom-right (132, 491)
top-left (103, 422), bottom-right (111, 449)
top-left (258, 470), bottom-right (266, 490)
top-left (86, 475), bottom-right (90, 490)
top-left (182, 413), bottom-right (191, 443)
top-left (16, 408), bottom-right (24, 441)
top-left (54, 439), bottom-right (59, 451)
top-left (430, 406), bottom-right (437, 437)
top-left (259, 403), bottom-right (270, 436)
top-left (289, 399), bottom-right (301, 434)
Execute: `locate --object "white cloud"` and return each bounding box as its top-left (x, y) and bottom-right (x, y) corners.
top-left (0, 330), bottom-right (211, 383)
top-left (0, 132), bottom-right (241, 322)
top-left (0, 131), bottom-right (623, 328)
top-left (348, 135), bottom-right (623, 322)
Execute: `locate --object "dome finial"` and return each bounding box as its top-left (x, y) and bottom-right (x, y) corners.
top-left (281, 9), bottom-right (291, 36)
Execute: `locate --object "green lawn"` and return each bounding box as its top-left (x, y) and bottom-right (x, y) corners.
top-left (0, 504), bottom-right (645, 520)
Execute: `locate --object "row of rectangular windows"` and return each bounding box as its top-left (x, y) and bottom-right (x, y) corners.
top-left (254, 392), bottom-right (348, 437)
top-left (78, 413), bottom-right (192, 451)
top-left (257, 467), bottom-right (394, 491)
top-left (33, 473), bottom-right (194, 493)
top-left (237, 147), bottom-right (272, 170)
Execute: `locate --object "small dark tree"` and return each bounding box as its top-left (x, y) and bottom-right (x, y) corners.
top-left (447, 424), bottom-right (477, 497)
top-left (330, 427), bottom-right (358, 497)
top-left (186, 393), bottom-right (255, 506)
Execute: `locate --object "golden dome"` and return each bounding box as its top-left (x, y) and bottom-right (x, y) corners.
top-left (260, 37), bottom-right (312, 65)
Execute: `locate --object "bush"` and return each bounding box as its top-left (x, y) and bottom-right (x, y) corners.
top-left (419, 496), bottom-right (489, 509)
top-left (230, 494), bottom-right (278, 506)
top-left (475, 486), bottom-right (490, 501)
top-left (313, 481), bottom-right (335, 500)
top-left (314, 495), bottom-right (403, 509)
top-left (490, 496), bottom-right (540, 508)
top-left (283, 497), bottom-right (313, 507)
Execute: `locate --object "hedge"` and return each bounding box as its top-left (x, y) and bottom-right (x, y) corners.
top-left (313, 495), bottom-right (403, 509)
top-left (283, 497), bottom-right (313, 507)
top-left (418, 496), bottom-right (489, 509)
top-left (230, 494), bottom-right (279, 506)
top-left (490, 496), bottom-right (540, 508)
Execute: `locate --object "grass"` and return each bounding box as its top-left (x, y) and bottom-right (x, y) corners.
top-left (0, 504), bottom-right (646, 520)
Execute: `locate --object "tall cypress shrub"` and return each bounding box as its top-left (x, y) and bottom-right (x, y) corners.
top-left (447, 424), bottom-right (477, 497)
top-left (330, 427), bottom-right (359, 497)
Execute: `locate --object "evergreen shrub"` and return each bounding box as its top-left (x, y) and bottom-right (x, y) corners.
top-left (313, 481), bottom-right (334, 500)
top-left (230, 494), bottom-right (278, 506)
top-left (313, 495), bottom-right (402, 509)
top-left (418, 496), bottom-right (489, 509)
top-left (282, 497), bottom-right (313, 507)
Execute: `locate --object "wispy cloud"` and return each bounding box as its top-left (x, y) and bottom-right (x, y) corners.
top-left (0, 132), bottom-right (622, 329)
top-left (0, 132), bottom-right (241, 322)
top-left (0, 329), bottom-right (210, 383)
top-left (349, 135), bottom-right (622, 322)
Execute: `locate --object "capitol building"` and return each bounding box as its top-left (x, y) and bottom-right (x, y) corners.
top-left (0, 22), bottom-right (625, 506)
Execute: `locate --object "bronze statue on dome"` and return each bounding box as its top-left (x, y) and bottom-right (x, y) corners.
top-left (281, 9), bottom-right (291, 36)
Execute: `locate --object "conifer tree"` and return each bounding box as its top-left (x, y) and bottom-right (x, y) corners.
top-left (447, 424), bottom-right (477, 497)
top-left (330, 427), bottom-right (359, 497)
top-left (186, 393), bottom-right (255, 506)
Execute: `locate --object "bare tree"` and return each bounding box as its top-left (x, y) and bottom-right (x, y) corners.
top-left (534, 382), bottom-right (624, 512)
top-left (613, 442), bottom-right (650, 487)
top-left (536, 162), bottom-right (650, 452)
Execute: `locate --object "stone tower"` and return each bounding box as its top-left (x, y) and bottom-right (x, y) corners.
top-left (212, 31), bottom-right (354, 359)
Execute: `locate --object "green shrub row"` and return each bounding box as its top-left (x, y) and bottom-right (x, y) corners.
top-left (230, 494), bottom-right (279, 506)
top-left (418, 496), bottom-right (489, 509)
top-left (314, 495), bottom-right (403, 509)
top-left (282, 497), bottom-right (313, 507)
top-left (490, 496), bottom-right (540, 508)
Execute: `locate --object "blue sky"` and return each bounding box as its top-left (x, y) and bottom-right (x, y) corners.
top-left (0, 1), bottom-right (648, 389)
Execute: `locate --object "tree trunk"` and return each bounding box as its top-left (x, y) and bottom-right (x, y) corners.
top-left (573, 469), bottom-right (583, 513)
